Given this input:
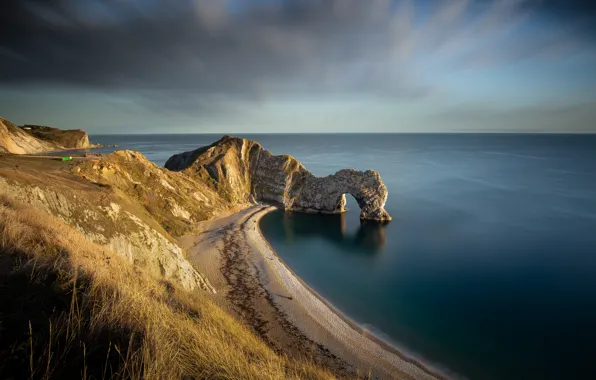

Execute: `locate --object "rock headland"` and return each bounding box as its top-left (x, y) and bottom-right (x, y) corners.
top-left (165, 135), bottom-right (391, 221)
top-left (0, 116), bottom-right (99, 154)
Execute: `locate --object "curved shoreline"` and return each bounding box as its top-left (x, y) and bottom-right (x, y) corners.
top-left (248, 206), bottom-right (450, 379)
top-left (183, 205), bottom-right (451, 379)
top-left (252, 208), bottom-right (452, 377)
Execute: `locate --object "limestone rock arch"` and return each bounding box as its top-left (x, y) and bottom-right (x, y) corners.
top-left (165, 136), bottom-right (392, 222)
top-left (287, 169), bottom-right (392, 222)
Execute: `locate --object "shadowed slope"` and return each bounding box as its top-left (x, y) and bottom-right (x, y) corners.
top-left (0, 194), bottom-right (333, 380)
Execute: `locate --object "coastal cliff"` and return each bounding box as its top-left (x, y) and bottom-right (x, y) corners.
top-left (0, 116), bottom-right (97, 154)
top-left (0, 134), bottom-right (403, 379)
top-left (0, 154), bottom-right (215, 293)
top-left (0, 148), bottom-right (334, 378)
top-left (165, 135), bottom-right (392, 221)
top-left (0, 135), bottom-right (391, 291)
top-left (0, 188), bottom-right (330, 380)
top-left (21, 124), bottom-right (93, 149)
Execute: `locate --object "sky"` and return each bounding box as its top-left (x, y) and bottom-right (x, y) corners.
top-left (0, 0), bottom-right (595, 134)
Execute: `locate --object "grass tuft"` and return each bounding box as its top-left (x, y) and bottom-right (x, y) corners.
top-left (0, 193), bottom-right (333, 380)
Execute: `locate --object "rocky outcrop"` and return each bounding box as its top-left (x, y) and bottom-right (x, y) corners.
top-left (287, 169), bottom-right (392, 221)
top-left (165, 136), bottom-right (391, 222)
top-left (0, 157), bottom-right (215, 293)
top-left (0, 117), bottom-right (56, 154)
top-left (0, 116), bottom-right (96, 154)
top-left (21, 125), bottom-right (93, 149)
top-left (72, 150), bottom-right (244, 234)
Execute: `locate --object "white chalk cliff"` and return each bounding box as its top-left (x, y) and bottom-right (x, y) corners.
top-left (0, 116), bottom-right (95, 154)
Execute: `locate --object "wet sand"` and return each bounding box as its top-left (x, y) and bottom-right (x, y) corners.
top-left (180, 205), bottom-right (447, 379)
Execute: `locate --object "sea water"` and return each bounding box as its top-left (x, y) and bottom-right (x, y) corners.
top-left (91, 133), bottom-right (596, 380)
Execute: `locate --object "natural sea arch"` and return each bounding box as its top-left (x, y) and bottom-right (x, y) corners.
top-left (288, 169), bottom-right (392, 222)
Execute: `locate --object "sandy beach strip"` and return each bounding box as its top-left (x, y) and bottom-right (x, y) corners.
top-left (181, 205), bottom-right (449, 379)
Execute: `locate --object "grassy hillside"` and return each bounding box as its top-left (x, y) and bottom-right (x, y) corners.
top-left (0, 153), bottom-right (216, 292)
top-left (0, 194), bottom-right (333, 380)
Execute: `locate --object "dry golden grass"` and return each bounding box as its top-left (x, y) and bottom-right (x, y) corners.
top-left (0, 193), bottom-right (334, 380)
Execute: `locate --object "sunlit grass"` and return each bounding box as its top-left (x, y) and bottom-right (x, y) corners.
top-left (0, 194), bottom-right (333, 379)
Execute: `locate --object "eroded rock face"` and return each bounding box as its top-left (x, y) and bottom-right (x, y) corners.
top-left (165, 136), bottom-right (392, 222)
top-left (288, 169), bottom-right (391, 221)
top-left (22, 125), bottom-right (92, 149)
top-left (0, 173), bottom-right (215, 293)
top-left (0, 116), bottom-right (96, 154)
top-left (0, 117), bottom-right (55, 154)
top-left (72, 149), bottom-right (241, 234)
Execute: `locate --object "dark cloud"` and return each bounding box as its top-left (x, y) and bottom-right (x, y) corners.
top-left (0, 0), bottom-right (594, 112)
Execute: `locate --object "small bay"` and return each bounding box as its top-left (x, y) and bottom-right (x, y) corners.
top-left (92, 133), bottom-right (596, 380)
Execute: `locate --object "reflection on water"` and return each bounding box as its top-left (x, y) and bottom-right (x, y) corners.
top-left (267, 210), bottom-right (387, 254)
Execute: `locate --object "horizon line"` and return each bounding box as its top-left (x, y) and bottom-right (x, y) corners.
top-left (89, 131), bottom-right (596, 136)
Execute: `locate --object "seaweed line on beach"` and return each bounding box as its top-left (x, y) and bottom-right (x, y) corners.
top-left (220, 207), bottom-right (354, 377)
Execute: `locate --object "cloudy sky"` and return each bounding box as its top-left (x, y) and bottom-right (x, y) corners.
top-left (1, 0), bottom-right (595, 133)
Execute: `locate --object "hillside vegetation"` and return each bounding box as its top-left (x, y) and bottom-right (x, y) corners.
top-left (0, 153), bottom-right (215, 291)
top-left (0, 146), bottom-right (337, 378)
top-left (0, 133), bottom-right (390, 378)
top-left (0, 194), bottom-right (333, 380)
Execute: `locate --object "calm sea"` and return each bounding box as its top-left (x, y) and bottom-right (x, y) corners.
top-left (91, 134), bottom-right (596, 380)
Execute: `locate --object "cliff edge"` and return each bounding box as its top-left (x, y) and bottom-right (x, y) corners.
top-left (165, 135), bottom-right (392, 222)
top-left (0, 116), bottom-right (96, 154)
top-left (21, 124), bottom-right (92, 149)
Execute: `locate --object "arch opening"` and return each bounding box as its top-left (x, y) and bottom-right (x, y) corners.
top-left (335, 193), bottom-right (367, 215)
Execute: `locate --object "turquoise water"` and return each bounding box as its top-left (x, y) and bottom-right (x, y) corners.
top-left (91, 134), bottom-right (596, 380)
